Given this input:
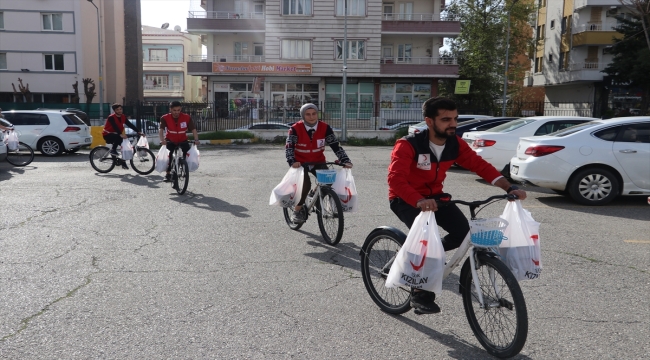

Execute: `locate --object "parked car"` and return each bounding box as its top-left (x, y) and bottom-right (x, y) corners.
top-left (454, 117), bottom-right (519, 138)
top-left (36, 108), bottom-right (90, 125)
top-left (462, 116), bottom-right (597, 175)
top-left (379, 121), bottom-right (422, 130)
top-left (226, 122), bottom-right (292, 131)
top-left (0, 118), bottom-right (11, 161)
top-left (125, 119), bottom-right (160, 135)
top-left (408, 115), bottom-right (493, 135)
top-left (0, 110), bottom-right (92, 156)
top-left (510, 117), bottom-right (650, 205)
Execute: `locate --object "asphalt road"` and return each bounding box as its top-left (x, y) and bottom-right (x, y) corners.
top-left (0, 145), bottom-right (648, 359)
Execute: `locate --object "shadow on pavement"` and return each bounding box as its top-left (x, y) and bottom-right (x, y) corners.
top-left (170, 192), bottom-right (250, 218)
top-left (93, 172), bottom-right (162, 189)
top-left (303, 239), bottom-right (362, 273)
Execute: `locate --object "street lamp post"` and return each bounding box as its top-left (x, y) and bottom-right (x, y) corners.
top-left (87, 0), bottom-right (104, 121)
top-left (341, 0), bottom-right (348, 141)
top-left (501, 0), bottom-right (519, 117)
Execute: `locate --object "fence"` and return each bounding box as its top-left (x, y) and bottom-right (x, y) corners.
top-left (0, 100), bottom-right (599, 131)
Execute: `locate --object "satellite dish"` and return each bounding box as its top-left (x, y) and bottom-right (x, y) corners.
top-left (161, 23), bottom-right (169, 29)
top-left (174, 25), bottom-right (181, 31)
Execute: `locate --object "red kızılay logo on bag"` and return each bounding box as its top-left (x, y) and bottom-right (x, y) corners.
top-left (340, 187), bottom-right (352, 203)
top-left (410, 240), bottom-right (428, 271)
top-left (289, 184), bottom-right (297, 200)
top-left (531, 235), bottom-right (540, 266)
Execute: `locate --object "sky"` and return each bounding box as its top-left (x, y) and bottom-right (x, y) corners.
top-left (140, 0), bottom-right (199, 31)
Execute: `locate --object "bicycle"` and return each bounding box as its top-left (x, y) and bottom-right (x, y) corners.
top-left (89, 134), bottom-right (156, 175)
top-left (3, 130), bottom-right (35, 167)
top-left (282, 162), bottom-right (346, 246)
top-left (359, 194), bottom-right (528, 359)
top-left (167, 141), bottom-right (191, 195)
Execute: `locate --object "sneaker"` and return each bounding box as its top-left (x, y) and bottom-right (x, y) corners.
top-left (109, 150), bottom-right (119, 156)
top-left (121, 162), bottom-right (129, 170)
top-left (292, 209), bottom-right (306, 223)
top-left (163, 173), bottom-right (172, 182)
top-left (411, 290), bottom-right (441, 314)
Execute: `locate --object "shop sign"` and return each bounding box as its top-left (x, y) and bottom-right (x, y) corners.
top-left (212, 63), bottom-right (312, 75)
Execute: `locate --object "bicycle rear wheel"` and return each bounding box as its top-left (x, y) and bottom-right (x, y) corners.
top-left (174, 158), bottom-right (189, 195)
top-left (89, 146), bottom-right (116, 173)
top-left (359, 228), bottom-right (411, 314)
top-left (316, 187), bottom-right (344, 245)
top-left (6, 142), bottom-right (35, 166)
top-left (460, 252), bottom-right (528, 358)
top-left (130, 148), bottom-right (155, 175)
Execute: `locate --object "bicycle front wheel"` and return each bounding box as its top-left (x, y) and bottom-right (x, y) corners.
top-left (460, 253), bottom-right (528, 358)
top-left (315, 187), bottom-right (344, 245)
top-left (174, 159), bottom-right (189, 195)
top-left (6, 142), bottom-right (35, 166)
top-left (130, 148), bottom-right (155, 175)
top-left (283, 206), bottom-right (305, 230)
top-left (89, 146), bottom-right (116, 173)
top-left (360, 229), bottom-right (411, 314)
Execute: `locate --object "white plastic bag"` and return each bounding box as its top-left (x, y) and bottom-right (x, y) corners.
top-left (385, 211), bottom-right (445, 295)
top-left (332, 168), bottom-right (359, 212)
top-left (498, 200), bottom-right (542, 281)
top-left (121, 138), bottom-right (133, 160)
top-left (155, 145), bottom-right (169, 173)
top-left (136, 135), bottom-right (149, 149)
top-left (269, 167), bottom-right (304, 207)
top-left (6, 130), bottom-right (19, 151)
top-left (187, 145), bottom-right (200, 172)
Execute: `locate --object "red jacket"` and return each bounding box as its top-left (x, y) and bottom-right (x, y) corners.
top-left (388, 130), bottom-right (502, 207)
top-left (291, 121), bottom-right (328, 163)
top-left (162, 113), bottom-right (191, 143)
top-left (102, 114), bottom-right (128, 135)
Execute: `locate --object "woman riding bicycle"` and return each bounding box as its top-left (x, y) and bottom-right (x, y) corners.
top-left (388, 97), bottom-right (527, 314)
top-left (286, 103), bottom-right (353, 223)
top-left (159, 101), bottom-right (200, 184)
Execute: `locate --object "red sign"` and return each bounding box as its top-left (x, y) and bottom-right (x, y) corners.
top-left (212, 62), bottom-right (312, 75)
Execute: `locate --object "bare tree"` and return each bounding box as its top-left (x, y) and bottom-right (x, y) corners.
top-left (619, 0), bottom-right (650, 50)
top-left (72, 81), bottom-right (80, 104)
top-left (83, 78), bottom-right (96, 104)
top-left (11, 78), bottom-right (33, 103)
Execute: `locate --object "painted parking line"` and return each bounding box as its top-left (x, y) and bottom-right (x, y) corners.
top-left (623, 240), bottom-right (650, 244)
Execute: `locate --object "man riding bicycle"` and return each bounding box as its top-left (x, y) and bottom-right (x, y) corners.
top-left (159, 101), bottom-right (200, 184)
top-left (286, 103), bottom-right (353, 223)
top-left (388, 97), bottom-right (527, 314)
top-left (102, 103), bottom-right (143, 170)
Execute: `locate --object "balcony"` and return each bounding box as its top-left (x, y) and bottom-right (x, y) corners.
top-left (574, 0), bottom-right (621, 11)
top-left (143, 84), bottom-right (184, 98)
top-left (187, 11), bottom-right (265, 33)
top-left (381, 13), bottom-right (460, 35)
top-left (380, 57), bottom-right (458, 77)
top-left (572, 23), bottom-right (622, 46)
top-left (188, 55), bottom-right (266, 63)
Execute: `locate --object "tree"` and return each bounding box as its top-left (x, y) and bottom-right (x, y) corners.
top-left (603, 11), bottom-right (650, 115)
top-left (618, 0), bottom-right (650, 51)
top-left (11, 78), bottom-right (33, 103)
top-left (83, 78), bottom-right (96, 104)
top-left (440, 0), bottom-right (535, 112)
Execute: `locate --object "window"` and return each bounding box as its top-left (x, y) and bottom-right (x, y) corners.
top-left (558, 52), bottom-right (564, 70)
top-left (254, 43), bottom-right (264, 57)
top-left (0, 53), bottom-right (6, 70)
top-left (534, 121), bottom-right (586, 136)
top-left (42, 13), bottom-right (63, 31)
top-left (336, 40), bottom-right (365, 60)
top-left (2, 113), bottom-right (50, 126)
top-left (383, 3), bottom-right (394, 20)
top-left (234, 42), bottom-right (248, 60)
top-left (550, 20), bottom-right (555, 29)
top-left (281, 39), bottom-right (311, 59)
top-left (397, 44), bottom-right (411, 62)
top-left (617, 124), bottom-right (650, 143)
top-left (0, 12), bottom-right (4, 29)
top-left (44, 54), bottom-right (64, 71)
top-left (534, 56), bottom-right (543, 73)
top-left (282, 0), bottom-right (312, 15)
top-left (145, 75), bottom-right (168, 88)
top-left (538, 0), bottom-right (546, 8)
top-left (337, 0), bottom-right (366, 16)
top-left (149, 49), bottom-right (167, 62)
top-left (594, 126), bottom-right (620, 141)
top-left (536, 24), bottom-right (545, 40)
top-left (548, 54), bottom-right (553, 63)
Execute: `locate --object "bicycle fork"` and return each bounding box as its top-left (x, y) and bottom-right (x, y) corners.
top-left (468, 248), bottom-right (503, 309)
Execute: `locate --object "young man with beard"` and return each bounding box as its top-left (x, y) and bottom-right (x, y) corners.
top-left (387, 97), bottom-right (527, 314)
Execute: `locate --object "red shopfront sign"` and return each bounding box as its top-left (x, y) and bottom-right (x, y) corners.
top-left (212, 62), bottom-right (312, 75)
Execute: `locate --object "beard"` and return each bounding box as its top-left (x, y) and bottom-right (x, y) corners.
top-left (433, 126), bottom-right (455, 139)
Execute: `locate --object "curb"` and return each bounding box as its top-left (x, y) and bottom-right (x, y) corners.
top-left (199, 138), bottom-right (258, 145)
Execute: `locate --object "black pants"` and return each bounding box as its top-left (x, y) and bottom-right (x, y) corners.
top-left (103, 134), bottom-right (122, 151)
top-left (166, 140), bottom-right (191, 172)
top-left (389, 197), bottom-right (470, 252)
top-left (297, 164), bottom-right (328, 206)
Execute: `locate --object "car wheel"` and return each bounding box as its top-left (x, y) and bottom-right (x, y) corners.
top-left (568, 168), bottom-right (620, 205)
top-left (38, 137), bottom-right (65, 156)
top-left (501, 163), bottom-right (511, 179)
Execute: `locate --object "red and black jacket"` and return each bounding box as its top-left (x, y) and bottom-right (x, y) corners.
top-left (388, 129), bottom-right (502, 207)
top-left (102, 114), bottom-right (138, 136)
top-left (161, 113), bottom-right (191, 143)
top-left (285, 120), bottom-right (351, 166)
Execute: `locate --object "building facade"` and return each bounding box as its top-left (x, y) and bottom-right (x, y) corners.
top-left (524, 0), bottom-right (637, 115)
top-left (142, 25), bottom-right (203, 102)
top-left (186, 0), bottom-right (459, 123)
top-left (0, 0), bottom-right (141, 106)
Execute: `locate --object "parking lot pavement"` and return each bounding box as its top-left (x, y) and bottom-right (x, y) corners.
top-left (0, 145), bottom-right (648, 358)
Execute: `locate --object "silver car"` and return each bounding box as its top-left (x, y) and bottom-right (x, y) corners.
top-left (407, 115), bottom-right (493, 135)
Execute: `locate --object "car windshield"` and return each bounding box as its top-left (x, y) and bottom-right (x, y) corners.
top-left (486, 119), bottom-right (535, 133)
top-left (547, 122), bottom-right (601, 137)
top-left (63, 114), bottom-right (86, 125)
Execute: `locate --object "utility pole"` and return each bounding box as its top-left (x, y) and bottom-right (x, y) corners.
top-left (341, 0), bottom-right (348, 141)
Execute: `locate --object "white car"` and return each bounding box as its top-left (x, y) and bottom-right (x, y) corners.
top-left (510, 117), bottom-right (650, 205)
top-left (226, 122), bottom-right (291, 131)
top-left (407, 115), bottom-right (493, 135)
top-left (1, 110), bottom-right (92, 156)
top-left (462, 116), bottom-right (597, 174)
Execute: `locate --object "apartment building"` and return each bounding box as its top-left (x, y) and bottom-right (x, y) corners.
top-left (0, 0), bottom-right (142, 105)
top-left (525, 0), bottom-right (636, 114)
top-left (142, 25), bottom-right (203, 102)
top-left (186, 0), bottom-right (459, 121)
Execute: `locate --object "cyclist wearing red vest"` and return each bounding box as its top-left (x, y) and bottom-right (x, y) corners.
top-left (102, 103), bottom-right (142, 169)
top-left (388, 97), bottom-right (527, 315)
top-left (159, 101), bottom-right (200, 182)
top-left (285, 103), bottom-right (353, 222)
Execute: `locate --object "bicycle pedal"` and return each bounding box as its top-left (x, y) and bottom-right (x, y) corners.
top-left (413, 309), bottom-right (425, 315)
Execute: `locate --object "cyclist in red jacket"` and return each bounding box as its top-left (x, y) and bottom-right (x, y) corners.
top-left (388, 97), bottom-right (527, 315)
top-left (286, 103), bottom-right (353, 222)
top-left (159, 101), bottom-right (200, 183)
top-left (102, 103), bottom-right (143, 169)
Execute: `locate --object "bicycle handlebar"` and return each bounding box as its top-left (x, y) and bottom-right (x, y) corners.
top-left (300, 161), bottom-right (348, 167)
top-left (439, 194), bottom-right (518, 207)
